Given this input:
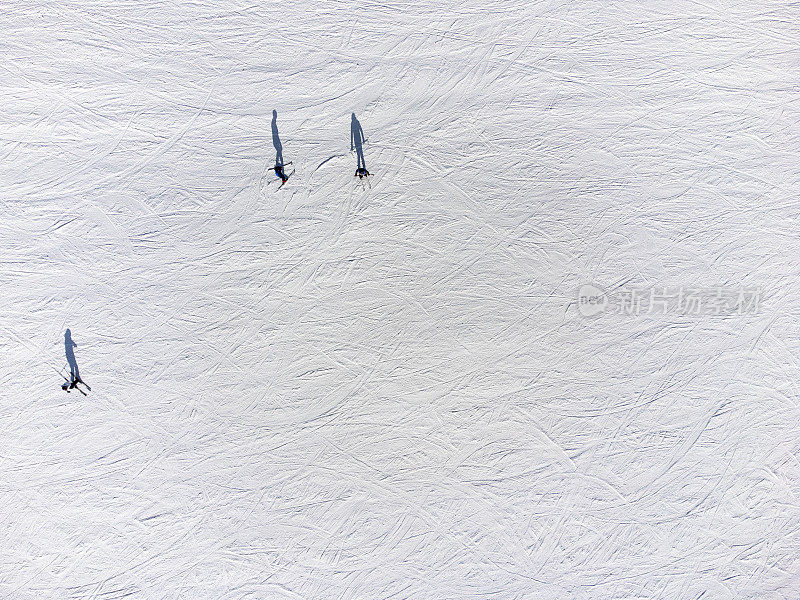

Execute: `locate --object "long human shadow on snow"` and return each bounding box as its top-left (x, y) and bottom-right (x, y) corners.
top-left (65, 328), bottom-right (80, 381)
top-left (271, 109), bottom-right (284, 167)
top-left (62, 328), bottom-right (90, 394)
top-left (351, 112), bottom-right (369, 177)
top-left (270, 109), bottom-right (292, 183)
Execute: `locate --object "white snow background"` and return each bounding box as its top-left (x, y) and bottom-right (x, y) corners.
top-left (2, 1), bottom-right (800, 598)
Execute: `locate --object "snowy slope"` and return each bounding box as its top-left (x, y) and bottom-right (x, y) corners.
top-left (2, 1), bottom-right (800, 598)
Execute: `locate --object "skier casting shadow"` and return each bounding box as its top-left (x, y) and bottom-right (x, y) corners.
top-left (62, 328), bottom-right (91, 395)
top-left (351, 113), bottom-right (369, 178)
top-left (271, 110), bottom-right (291, 185)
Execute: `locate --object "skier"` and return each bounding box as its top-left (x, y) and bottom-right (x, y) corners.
top-left (63, 378), bottom-right (83, 394)
top-left (274, 163), bottom-right (289, 184)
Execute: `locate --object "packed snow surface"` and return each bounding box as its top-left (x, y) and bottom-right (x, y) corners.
top-left (3, 1), bottom-right (800, 598)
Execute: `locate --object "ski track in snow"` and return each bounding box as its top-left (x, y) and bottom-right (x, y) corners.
top-left (2, 1), bottom-right (800, 598)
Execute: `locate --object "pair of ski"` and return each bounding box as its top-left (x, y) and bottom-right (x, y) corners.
top-left (53, 365), bottom-right (91, 396)
top-left (62, 378), bottom-right (91, 396)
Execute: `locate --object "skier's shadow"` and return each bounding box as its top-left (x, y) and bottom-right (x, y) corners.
top-left (271, 109), bottom-right (283, 167)
top-left (65, 328), bottom-right (80, 382)
top-left (351, 113), bottom-right (368, 175)
top-left (62, 328), bottom-right (90, 394)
